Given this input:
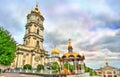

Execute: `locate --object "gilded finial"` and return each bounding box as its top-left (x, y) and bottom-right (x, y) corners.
top-left (105, 60), bottom-right (109, 66)
top-left (36, 1), bottom-right (38, 8)
top-left (68, 38), bottom-right (73, 50)
top-left (68, 38), bottom-right (71, 44)
top-left (35, 1), bottom-right (39, 11)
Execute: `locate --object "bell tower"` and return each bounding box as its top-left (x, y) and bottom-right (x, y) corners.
top-left (24, 3), bottom-right (44, 49)
top-left (11, 3), bottom-right (49, 69)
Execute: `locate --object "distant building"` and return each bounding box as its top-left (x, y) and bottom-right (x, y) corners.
top-left (47, 39), bottom-right (85, 74)
top-left (11, 3), bottom-right (49, 68)
top-left (95, 61), bottom-right (120, 77)
top-left (48, 47), bottom-right (60, 65)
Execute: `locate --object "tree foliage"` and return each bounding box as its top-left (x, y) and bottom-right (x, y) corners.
top-left (51, 62), bottom-right (60, 72)
top-left (69, 64), bottom-right (74, 72)
top-left (37, 64), bottom-right (44, 71)
top-left (63, 63), bottom-right (74, 72)
top-left (84, 63), bottom-right (96, 76)
top-left (23, 64), bottom-right (32, 70)
top-left (0, 27), bottom-right (16, 65)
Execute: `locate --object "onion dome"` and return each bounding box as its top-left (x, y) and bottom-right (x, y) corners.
top-left (51, 48), bottom-right (59, 54)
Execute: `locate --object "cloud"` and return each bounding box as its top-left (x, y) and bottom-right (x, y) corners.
top-left (1, 0), bottom-right (120, 69)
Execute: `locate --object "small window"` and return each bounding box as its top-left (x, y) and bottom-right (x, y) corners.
top-left (114, 71), bottom-right (116, 74)
top-left (37, 29), bottom-right (39, 35)
top-left (37, 18), bottom-right (39, 22)
top-left (28, 28), bottom-right (30, 33)
top-left (108, 75), bottom-right (112, 77)
top-left (23, 55), bottom-right (26, 58)
top-left (26, 39), bottom-right (30, 45)
top-left (114, 75), bottom-right (117, 77)
top-left (23, 60), bottom-right (25, 66)
top-left (36, 41), bottom-right (39, 47)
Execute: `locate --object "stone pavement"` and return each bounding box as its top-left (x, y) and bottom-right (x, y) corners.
top-left (0, 73), bottom-right (42, 77)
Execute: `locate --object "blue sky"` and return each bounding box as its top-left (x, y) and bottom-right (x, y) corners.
top-left (0, 0), bottom-right (120, 69)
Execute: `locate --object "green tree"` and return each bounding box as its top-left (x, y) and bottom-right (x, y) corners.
top-left (51, 62), bottom-right (60, 72)
top-left (69, 64), bottom-right (74, 72)
top-left (37, 64), bottom-right (44, 71)
top-left (64, 63), bottom-right (74, 72)
top-left (0, 27), bottom-right (16, 65)
top-left (84, 63), bottom-right (95, 76)
top-left (23, 64), bottom-right (32, 70)
top-left (63, 63), bottom-right (69, 69)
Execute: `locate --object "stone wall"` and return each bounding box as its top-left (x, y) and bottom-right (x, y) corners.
top-left (67, 73), bottom-right (90, 77)
top-left (0, 64), bottom-right (10, 70)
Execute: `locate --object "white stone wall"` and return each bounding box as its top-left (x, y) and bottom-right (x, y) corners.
top-left (67, 73), bottom-right (90, 77)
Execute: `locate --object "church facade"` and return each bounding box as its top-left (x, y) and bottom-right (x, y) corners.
top-left (11, 3), bottom-right (49, 68)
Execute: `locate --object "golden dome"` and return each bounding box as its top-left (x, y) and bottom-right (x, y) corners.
top-left (52, 48), bottom-right (59, 54)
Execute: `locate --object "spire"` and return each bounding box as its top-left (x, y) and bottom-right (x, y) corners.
top-left (68, 38), bottom-right (73, 52)
top-left (35, 1), bottom-right (39, 11)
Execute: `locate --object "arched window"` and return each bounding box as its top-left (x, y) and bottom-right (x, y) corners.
top-left (36, 41), bottom-right (39, 47)
top-left (114, 75), bottom-right (117, 77)
top-left (69, 55), bottom-right (74, 59)
top-left (23, 60), bottom-right (25, 66)
top-left (62, 56), bottom-right (66, 60)
top-left (108, 75), bottom-right (112, 77)
top-left (37, 29), bottom-right (39, 35)
top-left (26, 39), bottom-right (29, 45)
top-left (28, 28), bottom-right (30, 33)
top-left (77, 55), bottom-right (81, 60)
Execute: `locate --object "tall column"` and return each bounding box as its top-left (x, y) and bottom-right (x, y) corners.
top-left (42, 57), bottom-right (45, 65)
top-left (32, 54), bottom-right (35, 68)
top-left (74, 60), bottom-right (77, 74)
top-left (78, 61), bottom-right (81, 74)
top-left (81, 61), bottom-right (84, 73)
top-left (68, 61), bottom-right (70, 73)
top-left (19, 54), bottom-right (22, 67)
top-left (18, 54), bottom-right (22, 68)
